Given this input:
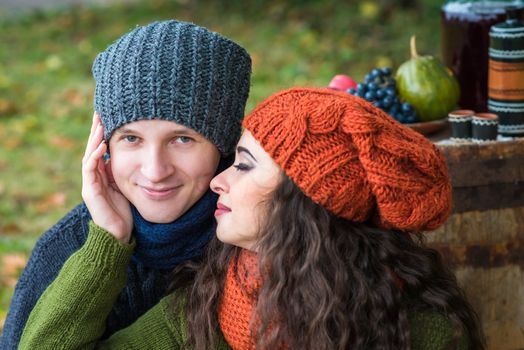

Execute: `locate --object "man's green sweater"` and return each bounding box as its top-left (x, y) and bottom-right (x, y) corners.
top-left (19, 223), bottom-right (467, 349)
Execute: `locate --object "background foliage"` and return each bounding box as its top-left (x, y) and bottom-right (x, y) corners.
top-left (0, 0), bottom-right (443, 331)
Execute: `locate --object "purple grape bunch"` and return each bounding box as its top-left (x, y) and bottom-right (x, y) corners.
top-left (347, 67), bottom-right (418, 124)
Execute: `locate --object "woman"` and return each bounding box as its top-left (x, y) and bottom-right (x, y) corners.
top-left (20, 88), bottom-right (485, 349)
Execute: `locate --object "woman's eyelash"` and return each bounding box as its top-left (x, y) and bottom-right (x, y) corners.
top-left (233, 163), bottom-right (252, 171)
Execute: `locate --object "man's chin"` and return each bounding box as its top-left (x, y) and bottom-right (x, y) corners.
top-left (135, 207), bottom-right (183, 223)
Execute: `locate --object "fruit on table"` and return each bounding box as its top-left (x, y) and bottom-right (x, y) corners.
top-left (347, 67), bottom-right (418, 124)
top-left (328, 74), bottom-right (358, 91)
top-left (395, 36), bottom-right (460, 122)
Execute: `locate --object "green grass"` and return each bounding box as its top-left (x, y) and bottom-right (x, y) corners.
top-left (0, 0), bottom-right (443, 331)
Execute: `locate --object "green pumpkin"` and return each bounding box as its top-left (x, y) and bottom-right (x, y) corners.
top-left (395, 36), bottom-right (460, 122)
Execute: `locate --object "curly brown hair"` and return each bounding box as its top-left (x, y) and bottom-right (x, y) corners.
top-left (170, 175), bottom-right (485, 349)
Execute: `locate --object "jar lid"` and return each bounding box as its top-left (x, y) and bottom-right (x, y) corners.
top-left (491, 6), bottom-right (524, 32)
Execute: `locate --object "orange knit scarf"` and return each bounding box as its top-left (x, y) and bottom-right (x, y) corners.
top-left (217, 249), bottom-right (402, 349)
top-left (218, 249), bottom-right (261, 350)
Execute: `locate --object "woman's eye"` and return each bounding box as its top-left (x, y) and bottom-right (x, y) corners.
top-left (233, 163), bottom-right (252, 172)
top-left (175, 136), bottom-right (193, 144)
top-left (125, 135), bottom-right (138, 143)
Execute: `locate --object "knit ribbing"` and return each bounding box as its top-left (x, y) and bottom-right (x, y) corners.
top-left (1, 204), bottom-right (172, 348)
top-left (16, 226), bottom-right (467, 348)
top-left (92, 20), bottom-right (251, 156)
top-left (131, 189), bottom-right (217, 270)
top-left (218, 249), bottom-right (261, 350)
top-left (243, 88), bottom-right (452, 232)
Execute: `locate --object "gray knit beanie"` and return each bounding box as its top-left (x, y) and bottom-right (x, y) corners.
top-left (92, 20), bottom-right (251, 156)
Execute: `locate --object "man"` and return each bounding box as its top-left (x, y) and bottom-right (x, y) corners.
top-left (1, 20), bottom-right (251, 348)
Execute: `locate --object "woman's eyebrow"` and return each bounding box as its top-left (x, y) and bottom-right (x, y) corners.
top-left (237, 146), bottom-right (257, 162)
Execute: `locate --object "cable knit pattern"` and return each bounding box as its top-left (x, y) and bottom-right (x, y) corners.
top-left (218, 249), bottom-right (261, 350)
top-left (92, 20), bottom-right (252, 156)
top-left (243, 87), bottom-right (452, 232)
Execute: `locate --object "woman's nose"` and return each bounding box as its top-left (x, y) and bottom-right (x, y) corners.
top-left (210, 167), bottom-right (230, 194)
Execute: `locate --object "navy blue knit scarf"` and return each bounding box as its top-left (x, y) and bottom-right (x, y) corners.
top-left (131, 189), bottom-right (217, 270)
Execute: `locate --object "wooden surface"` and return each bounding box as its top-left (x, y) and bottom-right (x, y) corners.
top-left (428, 207), bottom-right (524, 349)
top-left (422, 131), bottom-right (524, 349)
top-left (434, 131), bottom-right (524, 213)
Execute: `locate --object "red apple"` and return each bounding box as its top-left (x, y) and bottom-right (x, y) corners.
top-left (328, 74), bottom-right (357, 91)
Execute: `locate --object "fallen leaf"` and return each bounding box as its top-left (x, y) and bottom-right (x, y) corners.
top-left (0, 99), bottom-right (18, 117)
top-left (1, 254), bottom-right (27, 277)
top-left (64, 89), bottom-right (84, 107)
top-left (0, 223), bottom-right (21, 235)
top-left (12, 191), bottom-right (32, 205)
top-left (0, 276), bottom-right (18, 288)
top-left (48, 135), bottom-right (75, 148)
top-left (2, 136), bottom-right (22, 149)
top-left (35, 192), bottom-right (67, 213)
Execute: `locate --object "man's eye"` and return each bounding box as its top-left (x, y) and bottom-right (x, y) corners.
top-left (176, 136), bottom-right (193, 144)
top-left (125, 135), bottom-right (138, 143)
top-left (233, 163), bottom-right (252, 171)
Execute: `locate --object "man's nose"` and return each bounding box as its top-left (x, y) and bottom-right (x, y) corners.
top-left (141, 148), bottom-right (175, 182)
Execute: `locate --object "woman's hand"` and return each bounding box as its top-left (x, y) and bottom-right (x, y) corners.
top-left (82, 112), bottom-right (133, 242)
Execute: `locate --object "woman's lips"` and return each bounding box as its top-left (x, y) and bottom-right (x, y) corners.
top-left (215, 202), bottom-right (231, 216)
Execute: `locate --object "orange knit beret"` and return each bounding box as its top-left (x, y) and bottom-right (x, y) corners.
top-left (242, 87), bottom-right (452, 232)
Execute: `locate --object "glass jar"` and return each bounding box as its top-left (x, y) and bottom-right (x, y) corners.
top-left (441, 0), bottom-right (523, 112)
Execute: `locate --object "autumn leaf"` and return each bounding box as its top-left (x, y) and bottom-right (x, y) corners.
top-left (0, 223), bottom-right (21, 235)
top-left (2, 136), bottom-right (23, 149)
top-left (1, 254), bottom-right (27, 278)
top-left (64, 89), bottom-right (85, 107)
top-left (35, 192), bottom-right (67, 214)
top-left (0, 99), bottom-right (18, 117)
top-left (0, 254), bottom-right (27, 290)
top-left (48, 135), bottom-right (76, 149)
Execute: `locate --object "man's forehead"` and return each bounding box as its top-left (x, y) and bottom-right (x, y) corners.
top-left (113, 120), bottom-right (199, 134)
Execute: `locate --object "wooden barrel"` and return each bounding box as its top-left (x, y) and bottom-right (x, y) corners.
top-left (427, 138), bottom-right (524, 349)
